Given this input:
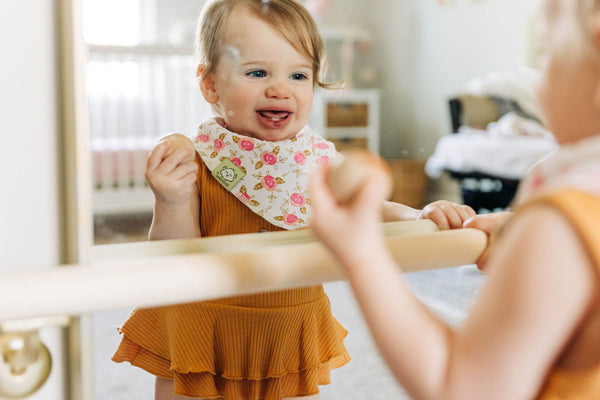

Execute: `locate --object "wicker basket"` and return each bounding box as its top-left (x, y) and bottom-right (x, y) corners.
top-left (387, 159), bottom-right (428, 208)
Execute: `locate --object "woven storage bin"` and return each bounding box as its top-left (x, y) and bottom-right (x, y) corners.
top-left (326, 103), bottom-right (369, 127)
top-left (329, 137), bottom-right (368, 152)
top-left (387, 159), bottom-right (428, 208)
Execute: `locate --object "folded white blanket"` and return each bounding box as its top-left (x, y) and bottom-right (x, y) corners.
top-left (425, 129), bottom-right (558, 180)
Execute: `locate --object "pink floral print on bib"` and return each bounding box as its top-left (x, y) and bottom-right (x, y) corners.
top-left (514, 135), bottom-right (600, 206)
top-left (192, 118), bottom-right (337, 230)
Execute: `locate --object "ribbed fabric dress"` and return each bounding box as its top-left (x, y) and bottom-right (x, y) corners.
top-left (531, 190), bottom-right (600, 399)
top-left (112, 154), bottom-right (350, 399)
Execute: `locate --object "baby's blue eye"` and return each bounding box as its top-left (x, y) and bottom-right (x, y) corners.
top-left (247, 70), bottom-right (267, 78)
top-left (290, 73), bottom-right (308, 81)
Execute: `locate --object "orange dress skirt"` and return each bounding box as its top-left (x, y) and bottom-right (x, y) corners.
top-left (112, 159), bottom-right (350, 399)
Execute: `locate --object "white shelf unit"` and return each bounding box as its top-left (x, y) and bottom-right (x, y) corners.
top-left (310, 88), bottom-right (381, 154)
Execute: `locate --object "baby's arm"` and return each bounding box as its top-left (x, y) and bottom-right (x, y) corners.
top-left (146, 134), bottom-right (201, 240)
top-left (328, 150), bottom-right (474, 229)
top-left (310, 166), bottom-right (594, 399)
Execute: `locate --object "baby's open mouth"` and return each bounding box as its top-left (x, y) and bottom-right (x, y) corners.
top-left (258, 110), bottom-right (291, 121)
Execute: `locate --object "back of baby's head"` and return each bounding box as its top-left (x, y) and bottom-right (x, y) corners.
top-left (195, 0), bottom-right (327, 87)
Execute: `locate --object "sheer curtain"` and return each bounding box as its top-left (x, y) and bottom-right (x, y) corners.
top-left (83, 0), bottom-right (212, 213)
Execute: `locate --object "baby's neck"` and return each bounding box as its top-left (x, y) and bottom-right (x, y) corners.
top-left (215, 117), bottom-right (227, 129)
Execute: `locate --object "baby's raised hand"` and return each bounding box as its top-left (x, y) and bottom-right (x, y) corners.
top-left (309, 152), bottom-right (391, 267)
top-left (417, 200), bottom-right (476, 230)
top-left (145, 134), bottom-right (198, 205)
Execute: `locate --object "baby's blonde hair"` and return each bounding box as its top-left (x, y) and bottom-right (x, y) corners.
top-left (196, 0), bottom-right (330, 88)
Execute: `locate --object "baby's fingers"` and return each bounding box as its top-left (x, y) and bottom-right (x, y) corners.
top-left (455, 204), bottom-right (476, 223)
top-left (421, 207), bottom-right (450, 230)
top-left (146, 141), bottom-right (171, 171)
top-left (439, 205), bottom-right (464, 229)
top-left (169, 160), bottom-right (199, 180)
top-left (157, 147), bottom-right (195, 174)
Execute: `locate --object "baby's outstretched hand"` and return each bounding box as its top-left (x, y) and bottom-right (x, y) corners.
top-left (417, 200), bottom-right (476, 230)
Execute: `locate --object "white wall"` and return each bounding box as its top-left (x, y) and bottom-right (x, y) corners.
top-left (1, 1), bottom-right (61, 270)
top-left (365, 0), bottom-right (542, 159)
top-left (0, 0), bottom-right (66, 399)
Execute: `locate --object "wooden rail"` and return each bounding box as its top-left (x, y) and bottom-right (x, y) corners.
top-left (0, 220), bottom-right (486, 322)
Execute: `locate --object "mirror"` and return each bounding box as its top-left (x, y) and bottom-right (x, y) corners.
top-left (77, 0), bottom-right (549, 398)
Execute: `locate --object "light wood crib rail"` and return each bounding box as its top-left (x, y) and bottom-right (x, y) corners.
top-left (0, 220), bottom-right (486, 322)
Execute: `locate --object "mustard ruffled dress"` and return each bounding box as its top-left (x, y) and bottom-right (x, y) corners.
top-left (112, 155), bottom-right (350, 399)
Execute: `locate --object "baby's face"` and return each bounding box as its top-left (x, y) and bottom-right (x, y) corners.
top-left (207, 6), bottom-right (314, 142)
top-left (537, 0), bottom-right (600, 143)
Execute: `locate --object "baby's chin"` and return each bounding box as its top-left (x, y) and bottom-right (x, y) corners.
top-left (230, 123), bottom-right (302, 142)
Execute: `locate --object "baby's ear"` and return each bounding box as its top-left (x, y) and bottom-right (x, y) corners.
top-left (196, 65), bottom-right (218, 104)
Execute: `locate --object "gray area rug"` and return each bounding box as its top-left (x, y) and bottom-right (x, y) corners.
top-left (92, 265), bottom-right (485, 399)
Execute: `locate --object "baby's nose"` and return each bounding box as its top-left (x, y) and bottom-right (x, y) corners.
top-left (266, 80), bottom-right (291, 99)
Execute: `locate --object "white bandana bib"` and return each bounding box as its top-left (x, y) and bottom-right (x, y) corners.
top-left (191, 118), bottom-right (337, 230)
top-left (514, 135), bottom-right (600, 206)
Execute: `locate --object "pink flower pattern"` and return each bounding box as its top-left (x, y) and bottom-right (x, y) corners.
top-left (237, 192), bottom-right (250, 203)
top-left (261, 151), bottom-right (278, 165)
top-left (290, 193), bottom-right (305, 207)
top-left (195, 119), bottom-right (337, 229)
top-left (531, 174), bottom-right (546, 190)
top-left (214, 138), bottom-right (225, 152)
top-left (283, 214), bottom-right (299, 225)
top-left (262, 175), bottom-right (277, 191)
top-left (238, 138), bottom-right (255, 151)
top-left (294, 152), bottom-right (307, 165)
